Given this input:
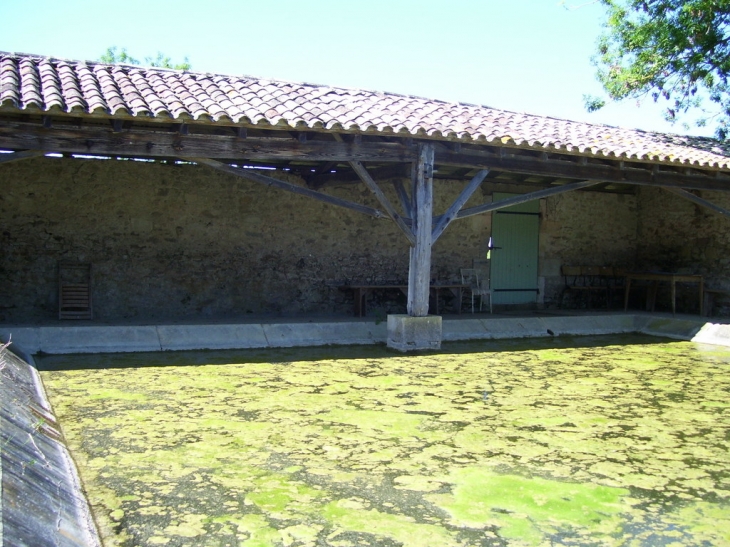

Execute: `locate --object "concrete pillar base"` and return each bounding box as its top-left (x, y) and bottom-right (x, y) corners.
top-left (386, 314), bottom-right (442, 352)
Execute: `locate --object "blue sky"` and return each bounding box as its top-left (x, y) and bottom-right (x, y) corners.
top-left (0, 0), bottom-right (710, 137)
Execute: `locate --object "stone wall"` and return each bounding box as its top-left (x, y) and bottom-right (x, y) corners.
top-left (636, 187), bottom-right (730, 315)
top-left (538, 190), bottom-right (639, 308)
top-left (0, 157), bottom-right (487, 322)
top-left (3, 156), bottom-right (724, 322)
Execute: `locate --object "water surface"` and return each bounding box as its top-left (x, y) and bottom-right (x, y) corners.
top-left (37, 335), bottom-right (730, 546)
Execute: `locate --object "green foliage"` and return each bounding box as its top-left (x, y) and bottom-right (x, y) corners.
top-left (588, 0), bottom-right (730, 138)
top-left (99, 46), bottom-right (191, 71)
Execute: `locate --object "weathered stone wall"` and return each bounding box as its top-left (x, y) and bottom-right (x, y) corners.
top-left (0, 157), bottom-right (487, 322)
top-left (635, 187), bottom-right (730, 315)
top-left (7, 157), bottom-right (723, 321)
top-left (539, 190), bottom-right (639, 307)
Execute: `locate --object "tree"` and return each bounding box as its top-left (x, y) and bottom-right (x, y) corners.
top-left (585, 0), bottom-right (730, 138)
top-left (100, 46), bottom-right (191, 71)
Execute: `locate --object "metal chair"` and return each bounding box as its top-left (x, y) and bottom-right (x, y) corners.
top-left (461, 268), bottom-right (492, 313)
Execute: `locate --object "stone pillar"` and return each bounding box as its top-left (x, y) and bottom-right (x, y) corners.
top-left (386, 314), bottom-right (442, 352)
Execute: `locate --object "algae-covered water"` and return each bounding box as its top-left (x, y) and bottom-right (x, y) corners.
top-left (37, 335), bottom-right (730, 547)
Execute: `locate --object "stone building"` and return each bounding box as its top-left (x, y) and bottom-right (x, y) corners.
top-left (1, 52), bottom-right (729, 326)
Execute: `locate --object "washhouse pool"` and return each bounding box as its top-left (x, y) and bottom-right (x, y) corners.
top-left (36, 335), bottom-right (730, 547)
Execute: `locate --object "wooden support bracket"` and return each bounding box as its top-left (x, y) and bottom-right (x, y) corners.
top-left (453, 180), bottom-right (603, 219)
top-left (663, 187), bottom-right (730, 219)
top-left (431, 169), bottom-right (489, 244)
top-left (188, 157), bottom-right (389, 220)
top-left (349, 160), bottom-right (416, 246)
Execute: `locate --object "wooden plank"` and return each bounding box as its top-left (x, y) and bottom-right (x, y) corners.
top-left (408, 143), bottom-right (435, 317)
top-left (0, 121), bottom-right (416, 163)
top-left (451, 180), bottom-right (603, 220)
top-left (349, 160), bottom-right (416, 246)
top-left (190, 157), bottom-right (389, 220)
top-left (431, 169), bottom-right (489, 243)
top-left (663, 187), bottom-right (730, 219)
top-left (0, 149), bottom-right (45, 164)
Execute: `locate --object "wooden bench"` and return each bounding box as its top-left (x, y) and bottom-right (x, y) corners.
top-left (560, 266), bottom-right (622, 309)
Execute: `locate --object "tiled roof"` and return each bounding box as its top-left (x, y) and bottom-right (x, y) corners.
top-left (2, 51), bottom-right (730, 169)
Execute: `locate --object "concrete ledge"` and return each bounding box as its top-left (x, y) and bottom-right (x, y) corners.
top-left (158, 324), bottom-right (268, 351)
top-left (40, 326), bottom-right (162, 354)
top-left (540, 315), bottom-right (636, 336)
top-left (387, 314), bottom-right (442, 351)
top-left (264, 321), bottom-right (387, 348)
top-left (481, 317), bottom-right (546, 339)
top-left (442, 318), bottom-right (487, 341)
top-left (2, 313), bottom-right (729, 355)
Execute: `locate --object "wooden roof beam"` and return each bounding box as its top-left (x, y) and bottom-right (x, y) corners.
top-left (0, 120), bottom-right (417, 163)
top-left (433, 144), bottom-right (730, 192)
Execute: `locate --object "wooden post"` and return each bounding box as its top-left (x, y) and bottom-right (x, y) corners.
top-left (408, 143), bottom-right (434, 317)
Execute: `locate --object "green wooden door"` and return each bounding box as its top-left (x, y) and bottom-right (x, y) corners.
top-left (490, 193), bottom-right (540, 305)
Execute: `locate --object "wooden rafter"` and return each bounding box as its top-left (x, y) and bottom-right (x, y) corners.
top-left (189, 157), bottom-right (389, 221)
top-left (663, 187), bottom-right (730, 219)
top-left (449, 180), bottom-right (604, 220)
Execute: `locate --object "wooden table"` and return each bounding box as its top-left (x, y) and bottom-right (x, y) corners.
top-left (623, 272), bottom-right (704, 316)
top-left (341, 284), bottom-right (469, 317)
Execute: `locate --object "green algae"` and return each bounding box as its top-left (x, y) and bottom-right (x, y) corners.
top-left (428, 467), bottom-right (628, 545)
top-left (37, 335), bottom-right (730, 546)
top-left (323, 500), bottom-right (459, 547)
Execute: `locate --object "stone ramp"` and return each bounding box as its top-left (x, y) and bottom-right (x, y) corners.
top-left (0, 344), bottom-right (101, 547)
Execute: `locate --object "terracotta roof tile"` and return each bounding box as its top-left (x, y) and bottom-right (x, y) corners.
top-left (38, 59), bottom-right (64, 111)
top-left (1, 51), bottom-right (729, 168)
top-left (77, 63), bottom-right (107, 114)
top-left (94, 66), bottom-right (127, 115)
top-left (57, 61), bottom-right (86, 112)
top-left (0, 57), bottom-right (20, 107)
top-left (18, 58), bottom-right (43, 109)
